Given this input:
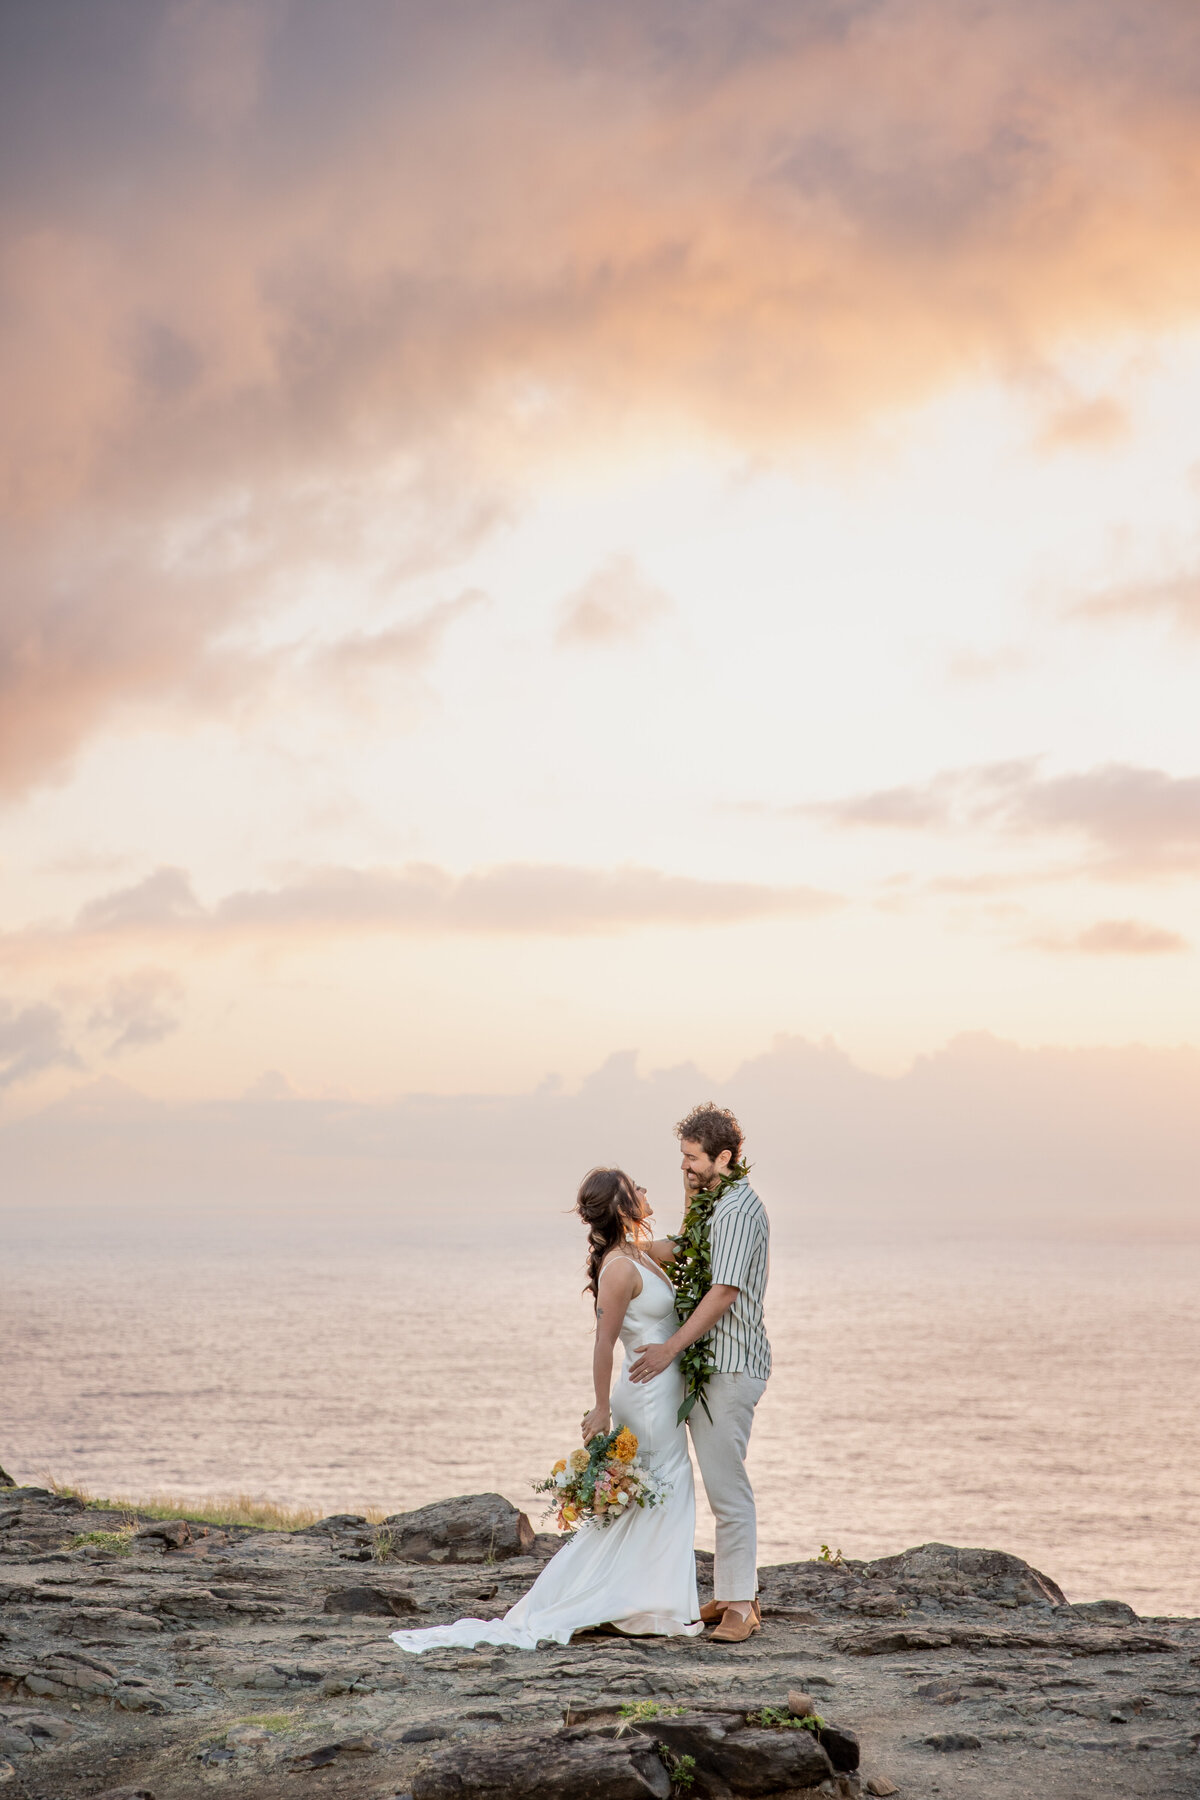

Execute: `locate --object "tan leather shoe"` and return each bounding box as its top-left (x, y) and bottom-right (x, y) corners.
top-left (700, 1598), bottom-right (762, 1625)
top-left (709, 1603), bottom-right (762, 1643)
top-left (701, 1597), bottom-right (762, 1625)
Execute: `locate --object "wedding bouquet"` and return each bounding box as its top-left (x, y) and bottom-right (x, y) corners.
top-left (534, 1425), bottom-right (667, 1532)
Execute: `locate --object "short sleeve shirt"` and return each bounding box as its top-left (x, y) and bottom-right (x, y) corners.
top-left (705, 1179), bottom-right (771, 1379)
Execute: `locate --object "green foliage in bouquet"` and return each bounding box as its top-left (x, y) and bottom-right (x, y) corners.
top-left (574, 1425), bottom-right (621, 1511)
top-left (533, 1423), bottom-right (664, 1531)
top-left (670, 1159), bottom-right (750, 1425)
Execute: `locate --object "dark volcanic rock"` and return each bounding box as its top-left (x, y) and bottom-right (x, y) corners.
top-left (426, 1713), bottom-right (841, 1800)
top-left (864, 1542), bottom-right (1066, 1606)
top-left (841, 1627), bottom-right (954, 1655)
top-left (413, 1725), bottom-right (672, 1800)
top-left (290, 1734), bottom-right (383, 1768)
top-left (322, 1584), bottom-right (419, 1616)
top-left (816, 1721), bottom-right (860, 1771)
top-left (651, 1713), bottom-right (835, 1793)
top-left (298, 1513), bottom-right (368, 1535)
top-left (1070, 1598), bottom-right (1140, 1625)
top-left (0, 1466), bottom-right (15, 1489)
top-left (384, 1493), bottom-right (535, 1563)
top-left (2, 1478), bottom-right (1195, 1800)
top-left (135, 1520), bottom-right (190, 1549)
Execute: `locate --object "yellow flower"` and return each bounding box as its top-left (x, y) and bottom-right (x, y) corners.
top-left (613, 1428), bottom-right (638, 1463)
top-left (551, 1458), bottom-right (567, 1475)
top-left (569, 1447), bottom-right (590, 1475)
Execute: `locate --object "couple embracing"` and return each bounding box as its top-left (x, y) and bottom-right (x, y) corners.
top-left (392, 1102), bottom-right (770, 1654)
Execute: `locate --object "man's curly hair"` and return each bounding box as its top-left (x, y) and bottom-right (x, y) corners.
top-left (675, 1101), bottom-right (744, 1164)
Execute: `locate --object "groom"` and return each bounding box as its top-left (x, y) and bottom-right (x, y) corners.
top-left (629, 1102), bottom-right (770, 1644)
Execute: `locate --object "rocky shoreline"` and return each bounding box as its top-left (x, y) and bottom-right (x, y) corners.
top-left (1, 1476), bottom-right (1198, 1799)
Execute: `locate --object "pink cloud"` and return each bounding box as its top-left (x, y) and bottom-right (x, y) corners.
top-left (5, 3), bottom-right (1200, 789)
top-left (1030, 918), bottom-right (1188, 955)
top-left (0, 997), bottom-right (82, 1091)
top-left (3, 860), bottom-right (842, 962)
top-left (555, 556), bottom-right (673, 648)
top-left (4, 1032), bottom-right (1199, 1233)
top-left (803, 760), bottom-right (1200, 876)
top-left (87, 967), bottom-right (186, 1056)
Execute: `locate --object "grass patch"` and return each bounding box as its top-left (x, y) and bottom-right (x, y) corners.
top-left (748, 1706), bottom-right (825, 1733)
top-left (44, 1475), bottom-right (393, 1533)
top-left (618, 1701), bottom-right (686, 1722)
top-left (234, 1713), bottom-right (299, 1733)
top-left (70, 1527), bottom-right (136, 1556)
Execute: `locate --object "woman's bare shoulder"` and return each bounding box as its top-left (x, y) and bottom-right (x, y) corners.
top-left (597, 1252), bottom-right (641, 1289)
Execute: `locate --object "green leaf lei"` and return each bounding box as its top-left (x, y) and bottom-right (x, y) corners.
top-left (670, 1159), bottom-right (750, 1426)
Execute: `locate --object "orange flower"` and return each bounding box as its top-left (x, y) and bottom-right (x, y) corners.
top-left (613, 1428), bottom-right (638, 1463)
top-left (551, 1458), bottom-right (567, 1475)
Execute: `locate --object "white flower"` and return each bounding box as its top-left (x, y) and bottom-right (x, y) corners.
top-left (555, 1470), bottom-right (570, 1488)
top-left (617, 1490), bottom-right (629, 1504)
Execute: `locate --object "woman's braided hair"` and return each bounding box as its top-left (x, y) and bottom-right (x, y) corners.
top-left (575, 1166), bottom-right (647, 1302)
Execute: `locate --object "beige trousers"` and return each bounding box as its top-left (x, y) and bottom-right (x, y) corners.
top-left (688, 1370), bottom-right (768, 1602)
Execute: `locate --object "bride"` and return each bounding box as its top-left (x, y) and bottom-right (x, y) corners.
top-left (390, 1167), bottom-right (703, 1652)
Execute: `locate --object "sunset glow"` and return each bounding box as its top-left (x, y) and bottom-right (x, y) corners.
top-left (3, 4), bottom-right (1200, 1221)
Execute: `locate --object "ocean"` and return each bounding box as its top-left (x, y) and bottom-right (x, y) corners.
top-left (4, 1218), bottom-right (1198, 1617)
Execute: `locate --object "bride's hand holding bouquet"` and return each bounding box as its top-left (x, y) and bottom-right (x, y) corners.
top-left (534, 1423), bottom-right (667, 1533)
top-left (580, 1404), bottom-right (611, 1442)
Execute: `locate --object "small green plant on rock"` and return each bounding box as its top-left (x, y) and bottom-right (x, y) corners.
top-left (748, 1706), bottom-right (825, 1733)
top-left (817, 1544), bottom-right (844, 1566)
top-left (371, 1526), bottom-right (397, 1563)
top-left (70, 1527), bottom-right (135, 1556)
top-left (656, 1746), bottom-right (697, 1792)
top-left (618, 1701), bottom-right (686, 1721)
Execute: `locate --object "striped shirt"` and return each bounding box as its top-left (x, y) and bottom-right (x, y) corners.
top-left (705, 1178), bottom-right (771, 1379)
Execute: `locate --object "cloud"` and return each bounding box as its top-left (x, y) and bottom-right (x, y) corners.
top-left (0, 503), bottom-right (496, 799)
top-left (243, 1069), bottom-right (298, 1101)
top-left (946, 648), bottom-right (1031, 683)
top-left (297, 590), bottom-right (487, 694)
top-left (0, 997), bottom-right (82, 1091)
top-left (803, 760), bottom-right (1200, 875)
top-left (87, 968), bottom-right (186, 1055)
top-left (77, 868), bottom-right (203, 933)
top-left (1035, 394), bottom-right (1130, 454)
top-left (1030, 918), bottom-right (1187, 955)
top-left (5, 861), bottom-right (841, 961)
top-left (5, 1), bottom-right (1200, 788)
top-left (555, 556), bottom-right (673, 648)
top-left (1075, 569), bottom-right (1200, 633)
top-left (4, 1032), bottom-right (1200, 1234)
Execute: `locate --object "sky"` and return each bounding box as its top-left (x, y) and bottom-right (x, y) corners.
top-left (3, 1), bottom-right (1200, 1225)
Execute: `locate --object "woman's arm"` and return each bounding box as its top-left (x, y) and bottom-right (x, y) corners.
top-left (647, 1179), bottom-right (692, 1264)
top-left (581, 1257), bottom-right (637, 1441)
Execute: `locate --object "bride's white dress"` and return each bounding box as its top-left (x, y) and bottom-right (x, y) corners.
top-left (391, 1256), bottom-right (702, 1652)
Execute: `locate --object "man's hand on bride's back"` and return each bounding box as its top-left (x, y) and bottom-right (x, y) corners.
top-left (628, 1342), bottom-right (674, 1382)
